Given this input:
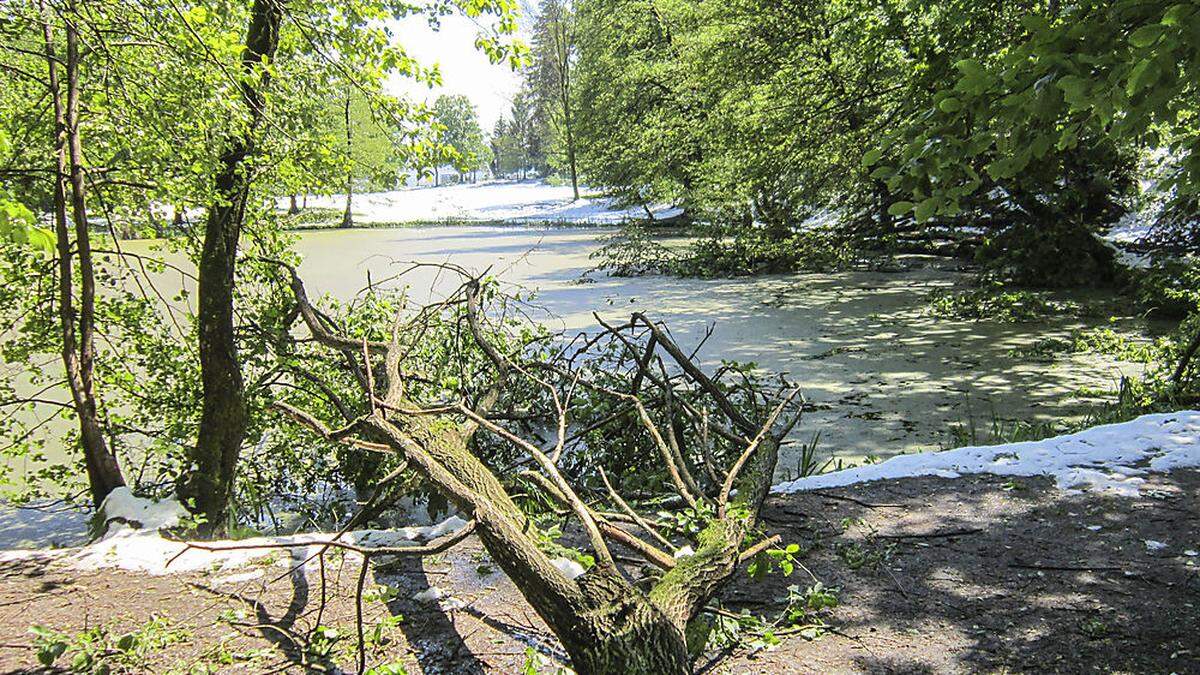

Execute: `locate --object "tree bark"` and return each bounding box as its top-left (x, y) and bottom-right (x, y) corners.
top-left (553, 10), bottom-right (580, 200)
top-left (287, 194), bottom-right (300, 215)
top-left (41, 0), bottom-right (126, 508)
top-left (341, 91), bottom-right (353, 228)
top-left (181, 0), bottom-right (282, 534)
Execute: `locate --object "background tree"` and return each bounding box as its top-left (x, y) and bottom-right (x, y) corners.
top-left (432, 94), bottom-right (489, 182)
top-left (529, 0), bottom-right (580, 198)
top-left (490, 92), bottom-right (543, 178)
top-left (0, 0), bottom-right (524, 530)
top-left (573, 0), bottom-right (700, 213)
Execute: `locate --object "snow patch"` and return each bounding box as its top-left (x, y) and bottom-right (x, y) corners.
top-left (99, 487), bottom-right (188, 531)
top-left (772, 412), bottom-right (1200, 498)
top-left (551, 557), bottom-right (586, 579)
top-left (1, 492), bottom-right (471, 577)
top-left (285, 180), bottom-right (680, 225)
top-left (413, 586), bottom-right (447, 603)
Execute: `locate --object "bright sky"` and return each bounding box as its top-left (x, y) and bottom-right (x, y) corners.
top-left (385, 2), bottom-right (538, 131)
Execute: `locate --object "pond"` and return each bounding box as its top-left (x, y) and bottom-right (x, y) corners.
top-left (1, 224), bottom-right (1156, 548)
top-left (202, 225), bottom-right (1154, 470)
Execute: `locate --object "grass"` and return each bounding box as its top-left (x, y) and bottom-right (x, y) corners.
top-left (945, 372), bottom-right (1187, 449)
top-left (277, 208), bottom-right (620, 232)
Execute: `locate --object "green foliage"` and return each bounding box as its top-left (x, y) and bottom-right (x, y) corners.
top-left (31, 616), bottom-right (189, 674)
top-left (591, 225), bottom-right (858, 278)
top-left (365, 663), bottom-right (410, 675)
top-left (1133, 256), bottom-right (1200, 319)
top-left (747, 542), bottom-right (804, 580)
top-left (876, 1), bottom-right (1199, 270)
top-left (531, 521), bottom-right (596, 569)
top-left (306, 625), bottom-right (343, 660)
top-left (926, 284), bottom-right (1057, 323)
top-left (780, 582), bottom-right (839, 632)
top-left (0, 194), bottom-right (52, 251)
top-left (0, 0), bottom-right (526, 516)
top-left (702, 581), bottom-right (839, 654)
top-left (519, 647), bottom-right (570, 675)
top-left (432, 94), bottom-right (490, 176)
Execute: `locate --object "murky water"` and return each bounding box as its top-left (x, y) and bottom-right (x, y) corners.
top-left (127, 225), bottom-right (1150, 467)
top-left (2, 225), bottom-right (1153, 547)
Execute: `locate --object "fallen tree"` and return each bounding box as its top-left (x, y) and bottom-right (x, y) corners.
top-left (262, 260), bottom-right (802, 673)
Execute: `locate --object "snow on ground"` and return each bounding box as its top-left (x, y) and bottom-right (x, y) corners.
top-left (774, 411), bottom-right (1200, 497)
top-left (287, 180), bottom-right (680, 224)
top-left (0, 487), bottom-right (470, 576)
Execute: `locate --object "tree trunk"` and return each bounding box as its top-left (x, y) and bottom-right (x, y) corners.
top-left (41, 0), bottom-right (126, 508)
top-left (287, 194), bottom-right (300, 215)
top-left (181, 0), bottom-right (281, 534)
top-left (567, 134), bottom-right (579, 200)
top-left (563, 569), bottom-right (692, 673)
top-left (341, 92), bottom-right (353, 228)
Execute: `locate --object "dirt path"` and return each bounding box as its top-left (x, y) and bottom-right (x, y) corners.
top-left (2, 471), bottom-right (1196, 673)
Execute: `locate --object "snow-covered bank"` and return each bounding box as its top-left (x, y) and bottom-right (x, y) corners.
top-left (774, 411), bottom-right (1200, 497)
top-left (0, 488), bottom-right (585, 583)
top-left (0, 487), bottom-right (471, 576)
top-left (5, 412), bottom-right (1197, 576)
top-left (287, 180), bottom-right (680, 224)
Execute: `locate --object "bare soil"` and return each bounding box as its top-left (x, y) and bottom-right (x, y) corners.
top-left (2, 470), bottom-right (1197, 674)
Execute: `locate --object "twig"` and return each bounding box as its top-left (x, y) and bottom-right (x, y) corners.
top-left (808, 491), bottom-right (905, 509)
top-left (737, 534), bottom-right (782, 563)
top-left (876, 528), bottom-right (982, 540)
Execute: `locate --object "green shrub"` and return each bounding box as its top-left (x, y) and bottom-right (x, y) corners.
top-left (926, 283), bottom-right (1057, 322)
top-left (592, 225), bottom-right (858, 278)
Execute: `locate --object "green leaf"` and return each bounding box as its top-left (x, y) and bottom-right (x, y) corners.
top-left (1128, 24), bottom-right (1165, 48)
top-left (1020, 15), bottom-right (1051, 35)
top-left (938, 97), bottom-right (963, 113)
top-left (116, 633), bottom-right (137, 652)
top-left (861, 148), bottom-right (883, 167)
top-left (954, 58), bottom-right (985, 77)
top-left (887, 201), bottom-right (914, 216)
top-left (1126, 59), bottom-right (1157, 96)
top-left (1056, 75), bottom-right (1091, 109)
top-left (914, 197), bottom-right (939, 222)
top-left (1162, 4), bottom-right (1194, 26)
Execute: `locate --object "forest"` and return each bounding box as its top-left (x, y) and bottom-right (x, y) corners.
top-left (0, 0), bottom-right (1198, 673)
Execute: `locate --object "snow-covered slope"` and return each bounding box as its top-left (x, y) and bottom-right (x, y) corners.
top-left (774, 411), bottom-right (1200, 497)
top-left (289, 180), bottom-right (679, 225)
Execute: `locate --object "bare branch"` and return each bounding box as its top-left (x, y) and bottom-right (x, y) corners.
top-left (719, 386), bottom-right (803, 517)
top-left (598, 467), bottom-right (676, 552)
